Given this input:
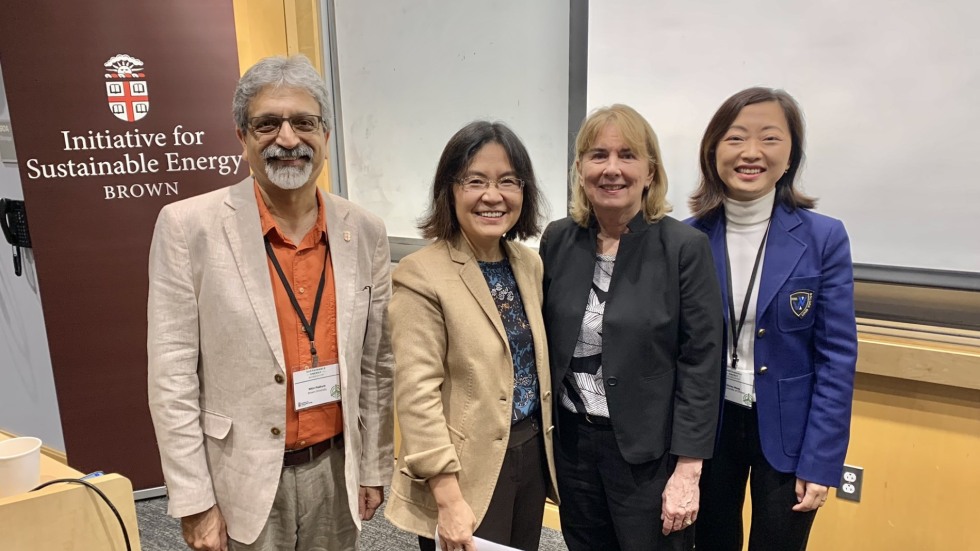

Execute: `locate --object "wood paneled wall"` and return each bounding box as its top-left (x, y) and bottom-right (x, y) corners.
top-left (804, 372), bottom-right (980, 550)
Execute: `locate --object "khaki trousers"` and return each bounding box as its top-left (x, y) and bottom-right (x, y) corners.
top-left (229, 443), bottom-right (357, 551)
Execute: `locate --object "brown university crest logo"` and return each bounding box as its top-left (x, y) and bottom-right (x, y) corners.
top-left (104, 54), bottom-right (149, 122)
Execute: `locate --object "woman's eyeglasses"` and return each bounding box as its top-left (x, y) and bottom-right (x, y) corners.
top-left (456, 176), bottom-right (525, 193)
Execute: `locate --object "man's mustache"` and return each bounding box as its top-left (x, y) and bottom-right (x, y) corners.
top-left (262, 144), bottom-right (314, 160)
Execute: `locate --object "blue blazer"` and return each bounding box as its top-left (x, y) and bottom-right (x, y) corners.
top-left (689, 205), bottom-right (858, 487)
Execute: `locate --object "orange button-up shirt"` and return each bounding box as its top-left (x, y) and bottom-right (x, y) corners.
top-left (255, 183), bottom-right (343, 450)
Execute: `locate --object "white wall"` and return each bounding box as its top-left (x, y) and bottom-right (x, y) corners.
top-left (334, 0), bottom-right (571, 243)
top-left (0, 63), bottom-right (64, 451)
top-left (587, 0), bottom-right (980, 273)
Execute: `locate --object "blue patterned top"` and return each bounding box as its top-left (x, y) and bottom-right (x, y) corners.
top-left (478, 258), bottom-right (540, 424)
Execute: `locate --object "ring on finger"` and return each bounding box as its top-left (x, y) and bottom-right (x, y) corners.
top-left (684, 518), bottom-right (693, 526)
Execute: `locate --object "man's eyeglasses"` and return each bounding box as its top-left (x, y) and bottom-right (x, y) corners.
top-left (248, 115), bottom-right (325, 136)
top-left (456, 176), bottom-right (525, 193)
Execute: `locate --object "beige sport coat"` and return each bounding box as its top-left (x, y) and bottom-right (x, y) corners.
top-left (147, 177), bottom-right (394, 544)
top-left (384, 238), bottom-right (558, 537)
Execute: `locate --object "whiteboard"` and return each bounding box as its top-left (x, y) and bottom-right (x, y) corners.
top-left (333, 0), bottom-right (570, 243)
top-left (588, 1), bottom-right (980, 273)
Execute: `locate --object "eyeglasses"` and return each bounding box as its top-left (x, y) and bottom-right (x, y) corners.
top-left (456, 176), bottom-right (525, 193)
top-left (248, 115), bottom-right (324, 136)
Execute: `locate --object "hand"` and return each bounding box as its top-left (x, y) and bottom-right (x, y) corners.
top-left (180, 505), bottom-right (228, 551)
top-left (792, 478), bottom-right (829, 512)
top-left (428, 473), bottom-right (477, 551)
top-left (436, 500), bottom-right (477, 551)
top-left (359, 485), bottom-right (384, 520)
top-left (661, 456), bottom-right (702, 535)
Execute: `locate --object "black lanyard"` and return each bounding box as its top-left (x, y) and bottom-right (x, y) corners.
top-left (723, 216), bottom-right (773, 371)
top-left (264, 237), bottom-right (328, 366)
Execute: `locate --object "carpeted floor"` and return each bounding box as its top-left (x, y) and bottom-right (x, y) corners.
top-left (136, 491), bottom-right (569, 551)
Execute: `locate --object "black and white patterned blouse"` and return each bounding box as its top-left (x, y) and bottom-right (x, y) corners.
top-left (478, 258), bottom-right (540, 424)
top-left (560, 253), bottom-right (614, 417)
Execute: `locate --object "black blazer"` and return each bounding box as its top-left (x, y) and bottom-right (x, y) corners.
top-left (539, 213), bottom-right (724, 464)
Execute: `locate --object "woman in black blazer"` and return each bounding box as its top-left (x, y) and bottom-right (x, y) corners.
top-left (539, 104), bottom-right (724, 551)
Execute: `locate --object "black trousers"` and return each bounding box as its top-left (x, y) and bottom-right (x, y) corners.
top-left (419, 414), bottom-right (549, 551)
top-left (697, 401), bottom-right (818, 551)
top-left (554, 408), bottom-right (693, 551)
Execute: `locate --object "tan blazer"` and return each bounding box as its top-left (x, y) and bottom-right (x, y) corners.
top-left (384, 238), bottom-right (558, 537)
top-left (147, 178), bottom-right (394, 544)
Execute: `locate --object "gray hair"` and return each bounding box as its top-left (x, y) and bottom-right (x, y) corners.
top-left (232, 55), bottom-right (332, 134)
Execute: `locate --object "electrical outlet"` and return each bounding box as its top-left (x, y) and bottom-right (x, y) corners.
top-left (837, 464), bottom-right (863, 502)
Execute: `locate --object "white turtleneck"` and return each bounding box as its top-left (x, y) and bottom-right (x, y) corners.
top-left (723, 188), bottom-right (776, 407)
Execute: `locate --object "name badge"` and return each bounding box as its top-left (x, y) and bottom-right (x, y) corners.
top-left (293, 363), bottom-right (341, 411)
top-left (724, 368), bottom-right (754, 408)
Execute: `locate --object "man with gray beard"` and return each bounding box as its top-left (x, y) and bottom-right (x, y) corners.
top-left (147, 55), bottom-right (394, 551)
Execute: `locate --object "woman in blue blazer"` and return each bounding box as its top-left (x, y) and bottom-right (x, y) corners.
top-left (687, 88), bottom-right (858, 550)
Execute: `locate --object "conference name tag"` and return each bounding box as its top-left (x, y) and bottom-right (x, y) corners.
top-left (724, 368), bottom-right (755, 409)
top-left (293, 363), bottom-right (341, 411)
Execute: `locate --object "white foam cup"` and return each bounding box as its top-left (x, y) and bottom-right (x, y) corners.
top-left (0, 437), bottom-right (42, 498)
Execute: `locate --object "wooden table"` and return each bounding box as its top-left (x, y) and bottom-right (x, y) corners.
top-left (0, 434), bottom-right (142, 551)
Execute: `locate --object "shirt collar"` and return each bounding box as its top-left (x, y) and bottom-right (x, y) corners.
top-left (253, 180), bottom-right (327, 244)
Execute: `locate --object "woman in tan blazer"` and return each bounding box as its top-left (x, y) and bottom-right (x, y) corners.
top-left (385, 121), bottom-right (558, 551)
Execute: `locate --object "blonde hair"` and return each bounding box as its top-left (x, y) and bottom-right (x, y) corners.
top-left (569, 104), bottom-right (671, 227)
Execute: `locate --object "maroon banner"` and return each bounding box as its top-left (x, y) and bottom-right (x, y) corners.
top-left (0, 1), bottom-right (244, 489)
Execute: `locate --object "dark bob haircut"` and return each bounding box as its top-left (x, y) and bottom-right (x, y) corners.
top-left (418, 121), bottom-right (543, 242)
top-left (689, 87), bottom-right (817, 219)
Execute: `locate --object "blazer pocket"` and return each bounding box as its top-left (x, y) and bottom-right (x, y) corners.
top-left (446, 424), bottom-right (466, 440)
top-left (393, 470), bottom-right (439, 511)
top-left (777, 276), bottom-right (819, 333)
top-left (642, 368), bottom-right (674, 383)
top-left (201, 409), bottom-right (232, 440)
top-left (446, 424), bottom-right (467, 455)
top-left (777, 373), bottom-right (814, 457)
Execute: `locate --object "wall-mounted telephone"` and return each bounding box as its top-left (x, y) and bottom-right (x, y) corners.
top-left (0, 198), bottom-right (32, 277)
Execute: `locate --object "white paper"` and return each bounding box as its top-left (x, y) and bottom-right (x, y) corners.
top-left (435, 531), bottom-right (520, 551)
